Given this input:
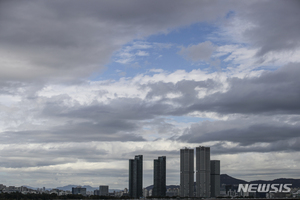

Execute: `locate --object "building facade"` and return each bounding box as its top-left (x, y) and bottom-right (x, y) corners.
top-left (196, 146), bottom-right (210, 197)
top-left (129, 155), bottom-right (143, 198)
top-left (143, 188), bottom-right (149, 197)
top-left (153, 156), bottom-right (166, 197)
top-left (72, 187), bottom-right (86, 196)
top-left (210, 160), bottom-right (220, 197)
top-left (180, 148), bottom-right (194, 197)
top-left (99, 185), bottom-right (109, 196)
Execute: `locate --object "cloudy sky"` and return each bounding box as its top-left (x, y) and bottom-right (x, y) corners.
top-left (1, 0), bottom-right (300, 189)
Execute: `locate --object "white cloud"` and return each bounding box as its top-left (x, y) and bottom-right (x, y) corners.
top-left (0, 95), bottom-right (22, 107)
top-left (136, 50), bottom-right (149, 56)
top-left (149, 68), bottom-right (164, 73)
top-left (115, 41), bottom-right (169, 64)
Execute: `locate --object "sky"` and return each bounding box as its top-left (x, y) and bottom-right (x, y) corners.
top-left (0, 0), bottom-right (300, 189)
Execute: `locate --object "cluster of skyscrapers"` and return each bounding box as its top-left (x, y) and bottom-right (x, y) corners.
top-left (128, 146), bottom-right (220, 198)
top-left (180, 146), bottom-right (220, 197)
top-left (129, 155), bottom-right (166, 198)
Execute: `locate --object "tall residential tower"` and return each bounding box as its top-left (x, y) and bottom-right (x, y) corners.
top-left (180, 148), bottom-right (194, 197)
top-left (196, 146), bottom-right (210, 197)
top-left (210, 160), bottom-right (220, 197)
top-left (99, 185), bottom-right (109, 196)
top-left (153, 156), bottom-right (166, 197)
top-left (129, 155), bottom-right (143, 198)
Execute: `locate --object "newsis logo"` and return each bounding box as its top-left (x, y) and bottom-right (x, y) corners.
top-left (238, 184), bottom-right (292, 193)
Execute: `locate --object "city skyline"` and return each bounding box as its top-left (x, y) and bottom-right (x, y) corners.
top-left (0, 0), bottom-right (300, 189)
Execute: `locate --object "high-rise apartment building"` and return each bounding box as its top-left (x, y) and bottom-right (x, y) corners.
top-left (99, 185), bottom-right (109, 196)
top-left (210, 160), bottom-right (220, 197)
top-left (153, 156), bottom-right (166, 197)
top-left (129, 155), bottom-right (143, 198)
top-left (72, 186), bottom-right (86, 196)
top-left (180, 148), bottom-right (194, 197)
top-left (196, 146), bottom-right (210, 197)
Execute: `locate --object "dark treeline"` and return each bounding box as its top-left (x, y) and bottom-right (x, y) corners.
top-left (0, 192), bottom-right (132, 200)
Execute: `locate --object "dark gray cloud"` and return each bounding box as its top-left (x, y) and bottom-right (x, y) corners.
top-left (178, 41), bottom-right (216, 62)
top-left (179, 114), bottom-right (300, 147)
top-left (1, 122), bottom-right (144, 144)
top-left (239, 0), bottom-right (300, 56)
top-left (141, 118), bottom-right (181, 136)
top-left (0, 0), bottom-right (236, 82)
top-left (188, 63), bottom-right (300, 115)
top-left (0, 81), bottom-right (24, 95)
top-left (184, 123), bottom-right (300, 146)
top-left (37, 88), bottom-right (178, 120)
top-left (0, 0), bottom-right (297, 83)
top-left (0, 145), bottom-right (108, 168)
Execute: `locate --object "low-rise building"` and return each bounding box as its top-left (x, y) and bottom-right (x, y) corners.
top-left (143, 188), bottom-right (149, 197)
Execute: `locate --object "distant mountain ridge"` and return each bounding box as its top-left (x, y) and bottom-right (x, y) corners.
top-left (220, 174), bottom-right (300, 188)
top-left (221, 174), bottom-right (248, 185)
